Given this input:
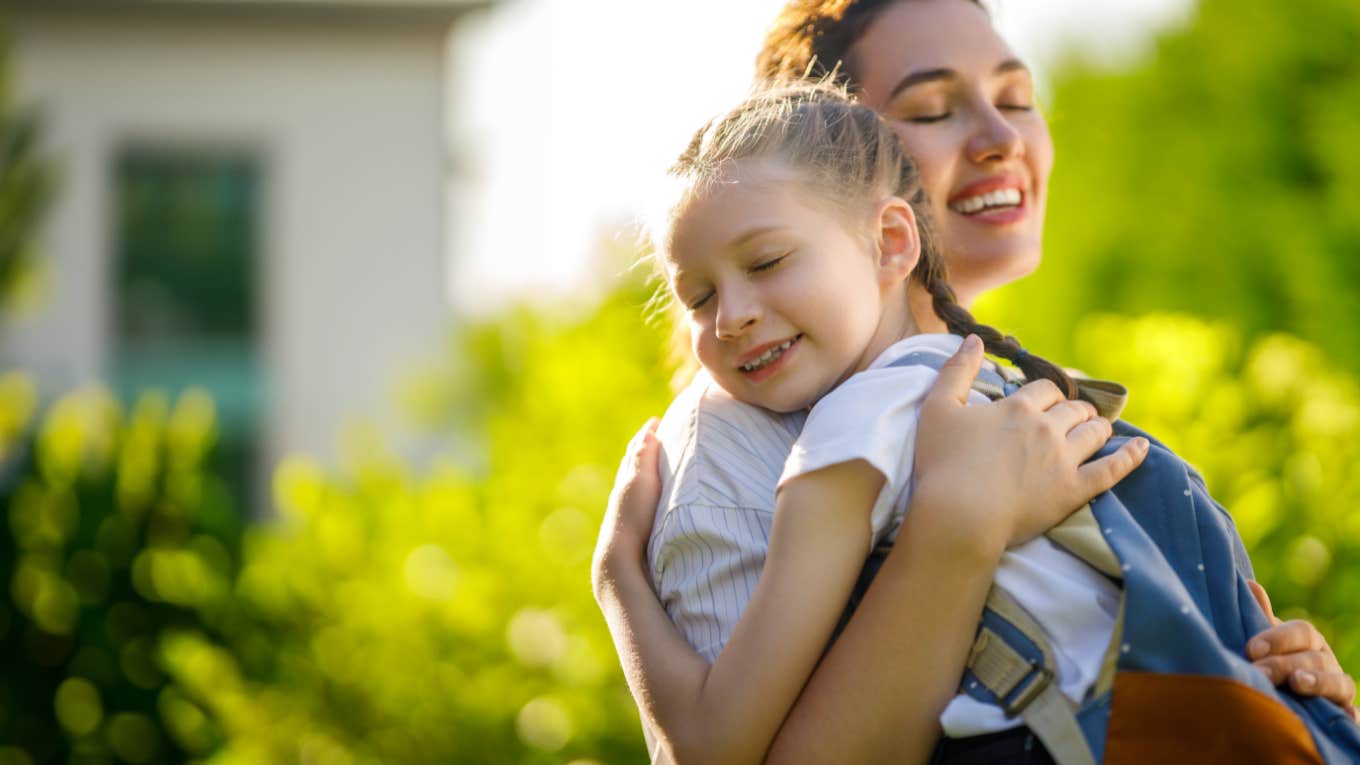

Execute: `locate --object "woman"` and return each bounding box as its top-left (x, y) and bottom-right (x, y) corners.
top-left (594, 1), bottom-right (1356, 762)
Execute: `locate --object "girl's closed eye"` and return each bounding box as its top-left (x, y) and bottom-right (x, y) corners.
top-left (751, 253), bottom-right (790, 273)
top-left (686, 290), bottom-right (714, 312)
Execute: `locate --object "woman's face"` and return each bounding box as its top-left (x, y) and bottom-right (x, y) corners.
top-left (850, 0), bottom-right (1054, 307)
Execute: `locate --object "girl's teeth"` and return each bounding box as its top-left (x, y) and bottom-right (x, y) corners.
top-left (742, 339), bottom-right (795, 372)
top-left (951, 188), bottom-right (1022, 214)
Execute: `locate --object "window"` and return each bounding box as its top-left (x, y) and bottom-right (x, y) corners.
top-left (112, 148), bottom-right (263, 509)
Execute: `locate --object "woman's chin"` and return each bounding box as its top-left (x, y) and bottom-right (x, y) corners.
top-left (951, 250), bottom-right (1042, 304)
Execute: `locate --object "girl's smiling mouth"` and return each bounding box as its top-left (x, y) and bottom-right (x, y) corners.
top-left (739, 335), bottom-right (802, 381)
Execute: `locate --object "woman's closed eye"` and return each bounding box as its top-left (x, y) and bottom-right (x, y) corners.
top-left (906, 112), bottom-right (951, 124)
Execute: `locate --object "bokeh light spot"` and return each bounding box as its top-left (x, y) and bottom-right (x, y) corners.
top-left (1286, 535), bottom-right (1332, 588)
top-left (538, 506), bottom-right (593, 563)
top-left (0, 747), bottom-right (35, 765)
top-left (106, 712), bottom-right (161, 764)
top-left (507, 608), bottom-right (567, 667)
top-left (515, 696), bottom-right (572, 752)
top-left (403, 544), bottom-right (459, 601)
top-left (273, 455), bottom-right (326, 520)
top-left (54, 677), bottom-right (103, 736)
top-left (157, 687), bottom-right (214, 754)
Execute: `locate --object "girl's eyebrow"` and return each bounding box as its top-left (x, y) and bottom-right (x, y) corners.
top-left (886, 58), bottom-right (1029, 102)
top-left (729, 225), bottom-right (784, 250)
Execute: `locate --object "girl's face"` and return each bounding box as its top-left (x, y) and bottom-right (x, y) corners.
top-left (665, 161), bottom-right (916, 413)
top-left (850, 0), bottom-right (1054, 307)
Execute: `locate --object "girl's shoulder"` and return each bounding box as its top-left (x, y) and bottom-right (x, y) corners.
top-left (653, 371), bottom-right (805, 515)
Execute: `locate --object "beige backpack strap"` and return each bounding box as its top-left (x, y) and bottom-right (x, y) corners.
top-left (1073, 376), bottom-right (1128, 421)
top-left (1045, 505), bottom-right (1125, 581)
top-left (968, 586), bottom-right (1098, 765)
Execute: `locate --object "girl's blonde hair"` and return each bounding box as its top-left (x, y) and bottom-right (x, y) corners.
top-left (655, 80), bottom-right (1076, 397)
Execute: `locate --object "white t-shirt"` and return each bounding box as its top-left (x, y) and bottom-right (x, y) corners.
top-left (779, 333), bottom-right (1121, 737)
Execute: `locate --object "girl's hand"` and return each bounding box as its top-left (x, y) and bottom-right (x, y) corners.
top-left (1247, 580), bottom-right (1359, 721)
top-left (912, 335), bottom-right (1150, 557)
top-left (592, 418), bottom-right (662, 598)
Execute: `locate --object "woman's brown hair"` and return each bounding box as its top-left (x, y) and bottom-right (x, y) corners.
top-left (756, 0), bottom-right (984, 89)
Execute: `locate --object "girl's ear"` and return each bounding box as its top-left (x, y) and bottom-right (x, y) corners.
top-left (875, 196), bottom-right (921, 286)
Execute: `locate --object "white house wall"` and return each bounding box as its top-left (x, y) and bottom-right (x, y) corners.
top-left (5, 11), bottom-right (455, 488)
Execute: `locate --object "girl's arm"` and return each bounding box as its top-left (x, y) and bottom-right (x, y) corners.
top-left (597, 455), bottom-right (888, 765)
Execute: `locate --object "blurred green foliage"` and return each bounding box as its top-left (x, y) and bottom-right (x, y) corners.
top-left (0, 378), bottom-right (242, 764)
top-left (0, 282), bottom-right (675, 764)
top-left (0, 23), bottom-right (53, 314)
top-left (983, 0), bottom-right (1360, 375)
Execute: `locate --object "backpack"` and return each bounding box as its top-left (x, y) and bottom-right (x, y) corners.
top-left (844, 350), bottom-right (1360, 765)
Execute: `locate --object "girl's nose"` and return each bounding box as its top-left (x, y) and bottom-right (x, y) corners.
top-left (967, 104), bottom-right (1024, 164)
top-left (715, 290), bottom-right (760, 340)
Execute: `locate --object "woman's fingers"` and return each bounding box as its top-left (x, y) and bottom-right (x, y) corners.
top-left (1073, 436), bottom-right (1148, 502)
top-left (1246, 609), bottom-right (1358, 714)
top-left (1254, 651), bottom-right (1334, 683)
top-left (1063, 415), bottom-right (1112, 457)
top-left (920, 334), bottom-right (984, 414)
top-left (1248, 619), bottom-right (1328, 660)
top-left (1286, 668), bottom-right (1357, 714)
top-left (1246, 579), bottom-right (1284, 627)
top-left (1047, 399), bottom-right (1100, 435)
top-left (1007, 377), bottom-right (1066, 412)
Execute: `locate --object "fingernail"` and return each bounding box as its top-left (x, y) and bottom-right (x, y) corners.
top-left (963, 334), bottom-right (981, 351)
top-left (1134, 437), bottom-right (1149, 453)
top-left (1297, 671), bottom-right (1316, 690)
top-left (1247, 638), bottom-right (1268, 659)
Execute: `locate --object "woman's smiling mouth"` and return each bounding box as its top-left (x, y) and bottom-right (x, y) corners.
top-left (950, 187), bottom-right (1021, 215)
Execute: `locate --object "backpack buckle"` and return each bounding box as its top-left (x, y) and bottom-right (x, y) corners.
top-left (1001, 660), bottom-right (1054, 717)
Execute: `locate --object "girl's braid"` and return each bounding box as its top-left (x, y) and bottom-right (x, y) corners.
top-left (920, 268), bottom-right (1077, 398)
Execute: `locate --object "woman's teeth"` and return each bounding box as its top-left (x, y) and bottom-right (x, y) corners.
top-left (741, 338), bottom-right (796, 372)
top-left (951, 188), bottom-right (1022, 215)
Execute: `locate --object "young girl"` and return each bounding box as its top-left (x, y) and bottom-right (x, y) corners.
top-left (595, 81), bottom-right (1359, 764)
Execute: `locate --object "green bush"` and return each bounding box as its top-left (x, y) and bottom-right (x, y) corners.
top-left (0, 375), bottom-right (240, 764)
top-left (156, 284), bottom-right (675, 764)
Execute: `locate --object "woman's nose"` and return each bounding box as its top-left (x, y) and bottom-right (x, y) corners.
top-left (967, 104), bottom-right (1024, 164)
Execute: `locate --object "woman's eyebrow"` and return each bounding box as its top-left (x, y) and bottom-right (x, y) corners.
top-left (887, 68), bottom-right (956, 102)
top-left (887, 58), bottom-right (1030, 102)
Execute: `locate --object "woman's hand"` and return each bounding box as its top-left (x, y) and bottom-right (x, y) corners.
top-left (592, 418), bottom-right (662, 599)
top-left (1247, 580), bottom-right (1359, 721)
top-left (912, 335), bottom-right (1150, 557)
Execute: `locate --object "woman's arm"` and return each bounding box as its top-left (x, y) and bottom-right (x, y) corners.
top-left (763, 335), bottom-right (1151, 763)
